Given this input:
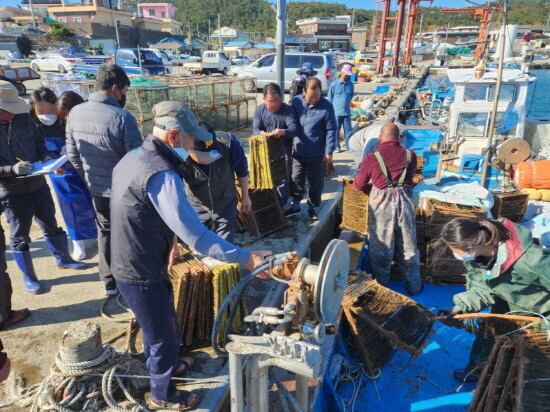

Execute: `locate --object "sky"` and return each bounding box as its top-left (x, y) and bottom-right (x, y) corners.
top-left (2, 0), bottom-right (478, 10)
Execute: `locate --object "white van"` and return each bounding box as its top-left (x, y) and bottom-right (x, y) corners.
top-left (237, 52), bottom-right (336, 93)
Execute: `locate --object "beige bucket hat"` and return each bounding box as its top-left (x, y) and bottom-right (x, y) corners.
top-left (0, 81), bottom-right (31, 114)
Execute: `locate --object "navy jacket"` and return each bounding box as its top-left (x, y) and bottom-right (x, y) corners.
top-left (290, 94), bottom-right (337, 157)
top-left (252, 103), bottom-right (299, 139)
top-left (0, 113), bottom-right (50, 195)
top-left (66, 93), bottom-right (142, 197)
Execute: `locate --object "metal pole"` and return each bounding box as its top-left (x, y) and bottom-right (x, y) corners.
top-left (418, 13), bottom-right (424, 40)
top-left (295, 374), bottom-right (309, 411)
top-left (247, 355), bottom-right (269, 412)
top-left (480, 0), bottom-right (508, 188)
top-left (276, 0), bottom-right (286, 93)
top-left (115, 20), bottom-right (120, 49)
top-left (28, 0), bottom-right (36, 28)
top-left (218, 13), bottom-right (222, 51)
top-left (391, 0), bottom-right (406, 77)
top-left (138, 44), bottom-right (143, 75)
top-left (228, 352), bottom-right (244, 412)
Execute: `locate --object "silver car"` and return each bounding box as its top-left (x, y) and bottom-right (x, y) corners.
top-left (237, 52), bottom-right (336, 92)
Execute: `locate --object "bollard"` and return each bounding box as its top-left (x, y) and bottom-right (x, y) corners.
top-left (58, 321), bottom-right (103, 363)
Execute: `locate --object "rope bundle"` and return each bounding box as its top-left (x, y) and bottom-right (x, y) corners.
top-left (0, 344), bottom-right (154, 412)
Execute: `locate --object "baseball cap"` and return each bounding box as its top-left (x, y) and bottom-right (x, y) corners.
top-left (152, 101), bottom-right (212, 142)
top-left (297, 62), bottom-right (318, 76)
top-left (341, 64), bottom-right (353, 76)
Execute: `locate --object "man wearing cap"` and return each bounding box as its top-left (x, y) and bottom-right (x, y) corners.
top-left (289, 62), bottom-right (318, 100)
top-left (66, 63), bottom-right (142, 295)
top-left (328, 64), bottom-right (354, 152)
top-left (110, 101), bottom-right (270, 411)
top-left (0, 81), bottom-right (86, 295)
top-left (176, 119), bottom-right (250, 242)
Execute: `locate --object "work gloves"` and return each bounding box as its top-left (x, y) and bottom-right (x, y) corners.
top-left (437, 306), bottom-right (463, 319)
top-left (12, 161), bottom-right (33, 176)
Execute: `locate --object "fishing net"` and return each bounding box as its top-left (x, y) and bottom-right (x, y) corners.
top-left (342, 273), bottom-right (435, 376)
top-left (424, 199), bottom-right (487, 238)
top-left (237, 188), bottom-right (287, 238)
top-left (341, 179), bottom-right (369, 235)
top-left (43, 76), bottom-right (255, 132)
top-left (490, 191), bottom-right (529, 223)
top-left (470, 331), bottom-right (550, 412)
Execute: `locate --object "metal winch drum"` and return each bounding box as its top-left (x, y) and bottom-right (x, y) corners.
top-left (224, 239), bottom-right (350, 412)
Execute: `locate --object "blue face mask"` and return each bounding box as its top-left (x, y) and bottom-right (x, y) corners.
top-left (453, 250), bottom-right (476, 262)
top-left (172, 147), bottom-right (189, 161)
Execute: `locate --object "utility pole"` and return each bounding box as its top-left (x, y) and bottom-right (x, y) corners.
top-left (351, 8), bottom-right (355, 28)
top-left (218, 13), bottom-right (222, 51)
top-left (275, 0), bottom-right (286, 92)
top-left (115, 19), bottom-right (120, 49)
top-left (28, 0), bottom-right (37, 28)
top-left (208, 19), bottom-right (211, 45)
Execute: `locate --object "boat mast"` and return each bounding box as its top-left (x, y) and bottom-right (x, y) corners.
top-left (480, 0), bottom-right (508, 188)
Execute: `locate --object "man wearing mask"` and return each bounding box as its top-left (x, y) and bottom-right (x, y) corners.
top-left (252, 82), bottom-right (298, 206)
top-left (110, 101), bottom-right (270, 411)
top-left (328, 64), bottom-right (354, 152)
top-left (66, 64), bottom-right (142, 296)
top-left (287, 77), bottom-right (337, 221)
top-left (353, 124), bottom-right (422, 296)
top-left (0, 81), bottom-right (85, 295)
top-left (178, 120), bottom-right (250, 242)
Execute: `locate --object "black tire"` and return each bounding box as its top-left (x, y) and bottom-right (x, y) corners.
top-left (58, 64), bottom-right (66, 73)
top-left (221, 67), bottom-right (227, 76)
top-left (243, 79), bottom-right (256, 93)
top-left (31, 63), bottom-right (40, 71)
top-left (15, 82), bottom-right (26, 96)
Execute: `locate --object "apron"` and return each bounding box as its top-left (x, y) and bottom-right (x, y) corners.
top-left (44, 136), bottom-right (97, 241)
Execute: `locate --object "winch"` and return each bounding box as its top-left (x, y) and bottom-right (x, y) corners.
top-left (213, 239), bottom-right (350, 412)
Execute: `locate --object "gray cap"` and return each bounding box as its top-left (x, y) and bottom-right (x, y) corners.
top-left (152, 101), bottom-right (212, 142)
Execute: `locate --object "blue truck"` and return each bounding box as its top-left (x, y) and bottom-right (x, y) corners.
top-left (74, 48), bottom-right (166, 75)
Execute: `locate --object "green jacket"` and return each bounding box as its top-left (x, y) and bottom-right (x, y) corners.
top-left (453, 219), bottom-right (550, 316)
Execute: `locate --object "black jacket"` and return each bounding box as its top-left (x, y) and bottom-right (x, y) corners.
top-left (0, 113), bottom-right (50, 195)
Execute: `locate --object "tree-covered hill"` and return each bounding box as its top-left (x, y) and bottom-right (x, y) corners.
top-left (122, 0), bottom-right (550, 37)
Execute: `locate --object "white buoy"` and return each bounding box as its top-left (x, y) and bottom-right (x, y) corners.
top-left (360, 99), bottom-right (375, 111)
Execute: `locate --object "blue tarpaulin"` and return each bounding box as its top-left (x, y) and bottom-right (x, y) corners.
top-left (151, 37), bottom-right (189, 49)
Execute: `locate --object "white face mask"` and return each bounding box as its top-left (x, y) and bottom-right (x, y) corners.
top-left (453, 250), bottom-right (477, 262)
top-left (37, 114), bottom-right (58, 126)
top-left (172, 147), bottom-right (189, 161)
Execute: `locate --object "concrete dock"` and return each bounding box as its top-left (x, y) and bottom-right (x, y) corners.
top-left (0, 67), bottom-right (426, 411)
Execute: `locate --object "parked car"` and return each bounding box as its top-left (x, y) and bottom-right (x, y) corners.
top-left (236, 52), bottom-right (336, 93)
top-left (73, 48), bottom-right (166, 75)
top-left (30, 54), bottom-right (83, 73)
top-left (231, 56), bottom-right (251, 66)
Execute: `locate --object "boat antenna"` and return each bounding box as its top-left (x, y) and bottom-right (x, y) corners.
top-left (479, 0), bottom-right (508, 188)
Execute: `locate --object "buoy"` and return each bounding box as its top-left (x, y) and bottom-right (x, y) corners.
top-left (360, 99), bottom-right (375, 110)
top-left (475, 61), bottom-right (485, 79)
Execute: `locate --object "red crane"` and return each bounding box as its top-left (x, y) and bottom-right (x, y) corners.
top-left (440, 7), bottom-right (503, 59)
